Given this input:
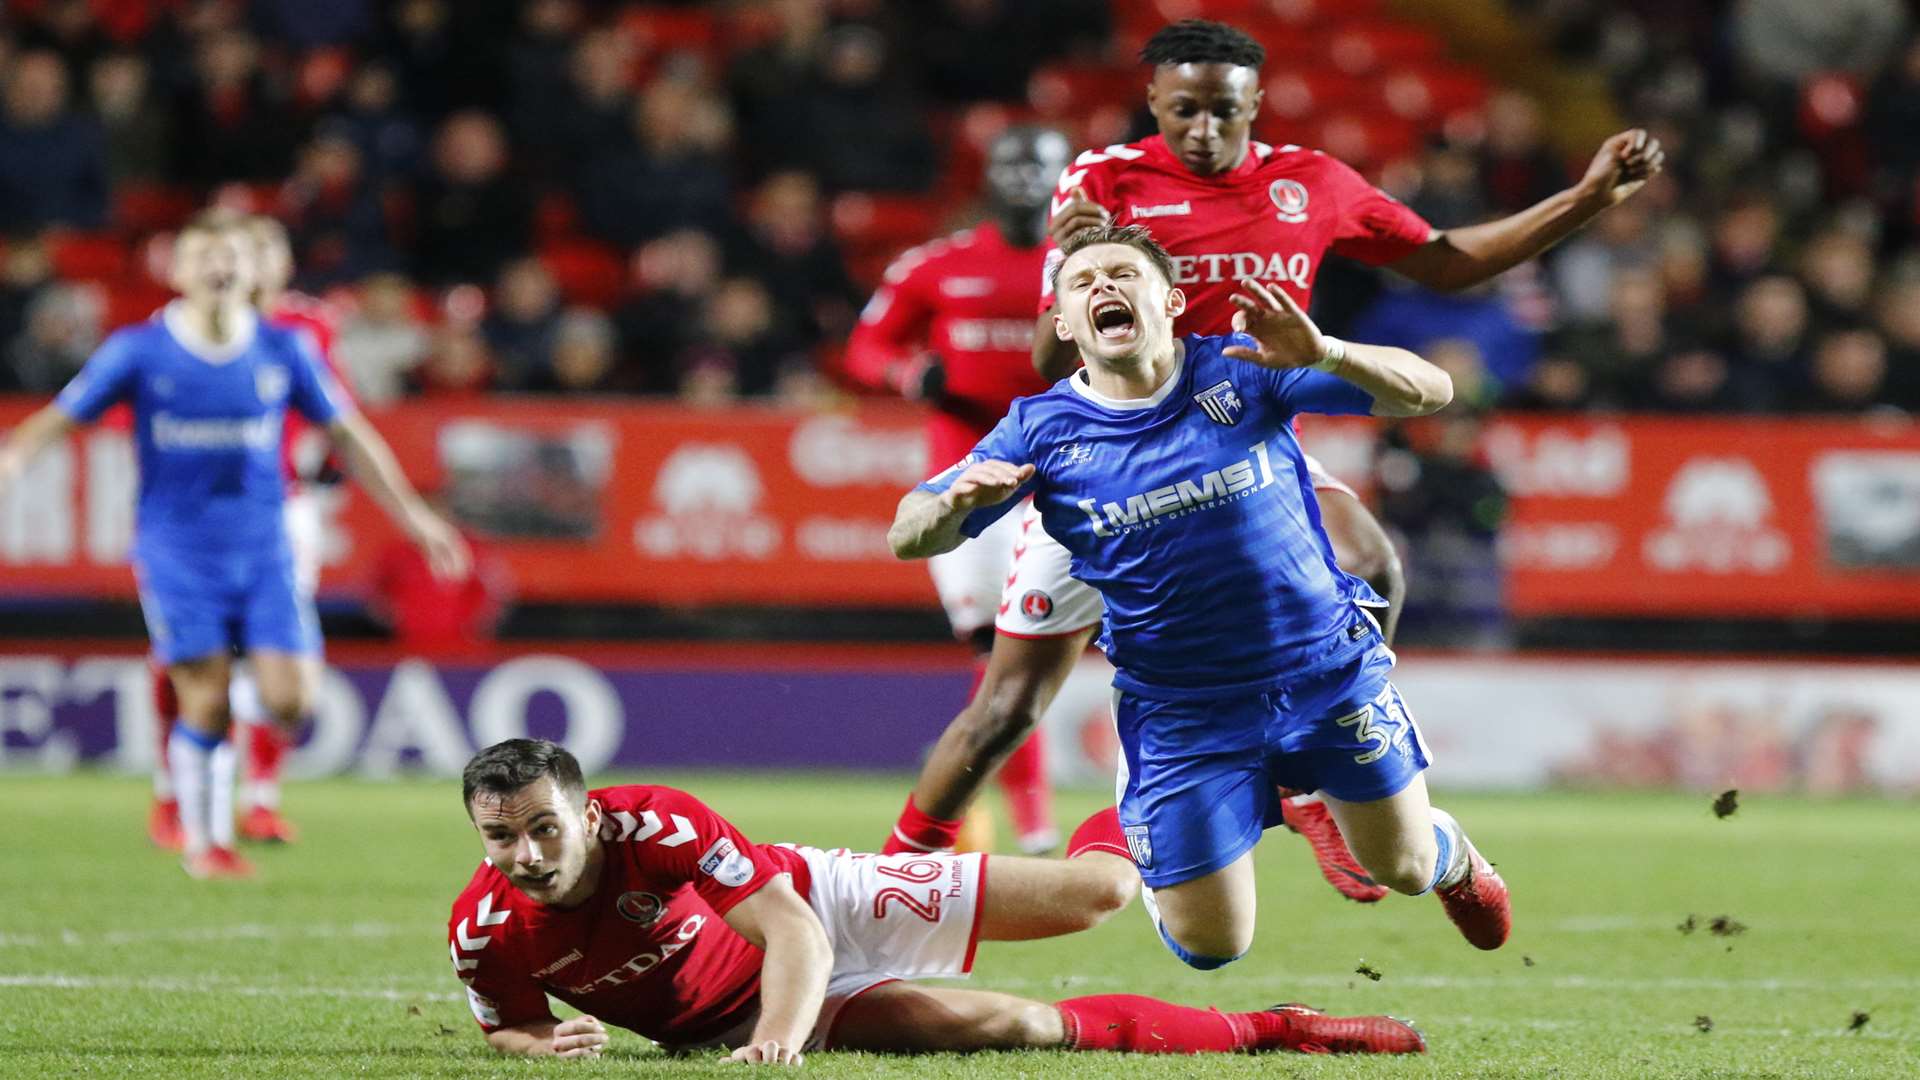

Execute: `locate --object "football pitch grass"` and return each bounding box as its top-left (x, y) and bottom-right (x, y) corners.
top-left (2, 773), bottom-right (1914, 1079)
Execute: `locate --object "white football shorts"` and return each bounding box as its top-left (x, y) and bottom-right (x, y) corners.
top-left (992, 452), bottom-right (1358, 639)
top-left (927, 498), bottom-right (1023, 639)
top-left (284, 485), bottom-right (326, 598)
top-left (692, 846), bottom-right (988, 1053)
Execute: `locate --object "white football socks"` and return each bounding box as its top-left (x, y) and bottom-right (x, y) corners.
top-left (168, 726), bottom-right (221, 856)
top-left (1430, 807), bottom-right (1470, 890)
top-left (208, 740), bottom-right (237, 848)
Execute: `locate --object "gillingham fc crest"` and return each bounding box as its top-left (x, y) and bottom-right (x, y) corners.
top-left (1269, 179), bottom-right (1309, 223)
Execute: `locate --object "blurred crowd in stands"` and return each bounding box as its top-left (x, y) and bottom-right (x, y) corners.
top-left (0, 0), bottom-right (1915, 415)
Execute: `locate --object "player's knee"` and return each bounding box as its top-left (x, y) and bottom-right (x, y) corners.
top-left (1366, 848), bottom-right (1438, 895)
top-left (1342, 534), bottom-right (1404, 601)
top-left (994, 1001), bottom-right (1066, 1048)
top-left (256, 686), bottom-right (309, 728)
top-left (1062, 861), bottom-right (1138, 931)
top-left (1157, 915), bottom-right (1251, 968)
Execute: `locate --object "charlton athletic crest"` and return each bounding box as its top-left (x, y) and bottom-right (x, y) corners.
top-left (1193, 379), bottom-right (1244, 426)
top-left (615, 891), bottom-right (665, 926)
top-left (1269, 179), bottom-right (1310, 223)
top-left (1020, 589), bottom-right (1053, 620)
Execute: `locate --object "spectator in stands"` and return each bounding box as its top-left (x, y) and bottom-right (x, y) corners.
top-left (529, 308), bottom-right (621, 394)
top-left (409, 323), bottom-right (497, 399)
top-left (254, 0), bottom-right (373, 48)
top-left (1477, 90), bottom-right (1569, 214)
top-left (1798, 225), bottom-right (1877, 329)
top-left (0, 236), bottom-right (54, 364)
top-left (174, 30), bottom-right (296, 184)
top-left (796, 25), bottom-right (937, 192)
top-left (1647, 347), bottom-right (1744, 413)
top-left (3, 282), bottom-right (102, 394)
top-left (1551, 200), bottom-right (1656, 323)
top-left (1723, 274), bottom-right (1812, 408)
top-left (1865, 36), bottom-right (1920, 243)
top-left (283, 128), bottom-right (393, 287)
top-left (541, 28), bottom-right (637, 178)
top-left (680, 276), bottom-right (806, 398)
top-left (383, 0), bottom-right (513, 118)
top-left (728, 0), bottom-right (831, 179)
top-left (1708, 193), bottom-right (1782, 297)
top-left (413, 111), bottom-right (533, 286)
top-left (909, 0), bottom-right (1044, 104)
top-left (1553, 267), bottom-right (1683, 408)
top-left (1506, 351), bottom-right (1596, 412)
top-left (332, 62), bottom-right (423, 183)
top-left (1798, 325), bottom-right (1895, 413)
top-left (576, 76), bottom-right (733, 248)
top-left (506, 0), bottom-right (586, 165)
top-left (616, 228), bottom-right (723, 395)
top-left (87, 52), bottom-right (170, 187)
top-left (335, 271), bottom-right (430, 407)
top-left (729, 170), bottom-right (859, 351)
top-left (13, 0), bottom-right (109, 84)
top-left (1733, 0), bottom-right (1909, 92)
top-left (0, 51), bottom-right (108, 235)
top-left (1374, 411), bottom-right (1509, 645)
top-left (1655, 217), bottom-right (1712, 314)
top-left (1874, 269), bottom-right (1920, 408)
top-left (1353, 274), bottom-right (1540, 399)
top-left (484, 257), bottom-right (563, 390)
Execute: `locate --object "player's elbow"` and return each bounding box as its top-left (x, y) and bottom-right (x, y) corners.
top-left (1415, 369), bottom-right (1454, 414)
top-left (1378, 366), bottom-right (1452, 417)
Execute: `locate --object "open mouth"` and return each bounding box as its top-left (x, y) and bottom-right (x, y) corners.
top-left (1092, 299), bottom-right (1135, 340)
top-left (521, 869), bottom-right (559, 889)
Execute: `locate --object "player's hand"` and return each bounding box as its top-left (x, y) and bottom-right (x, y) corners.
top-left (728, 1039), bottom-right (804, 1066)
top-left (1048, 186), bottom-right (1110, 247)
top-left (1224, 278), bottom-right (1328, 370)
top-left (1575, 128), bottom-right (1665, 210)
top-left (550, 1015), bottom-right (608, 1059)
top-left (938, 460), bottom-right (1035, 513)
top-left (405, 507), bottom-right (472, 581)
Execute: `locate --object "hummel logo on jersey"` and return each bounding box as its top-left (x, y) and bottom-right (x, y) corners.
top-left (1056, 442), bottom-right (1095, 466)
top-left (1129, 201), bottom-right (1191, 219)
top-left (1193, 380), bottom-right (1243, 426)
top-left (1076, 442), bottom-right (1279, 537)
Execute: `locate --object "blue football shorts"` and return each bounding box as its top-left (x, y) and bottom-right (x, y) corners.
top-left (133, 538), bottom-right (320, 666)
top-left (1112, 642), bottom-right (1431, 889)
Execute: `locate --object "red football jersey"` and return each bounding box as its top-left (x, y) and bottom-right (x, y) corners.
top-left (1038, 134), bottom-right (1434, 334)
top-left (269, 292), bottom-right (352, 484)
top-left (845, 222), bottom-right (1054, 467)
top-left (447, 785), bottom-right (812, 1046)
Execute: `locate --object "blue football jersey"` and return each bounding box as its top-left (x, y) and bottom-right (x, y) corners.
top-left (55, 304), bottom-right (345, 556)
top-left (917, 333), bottom-right (1384, 697)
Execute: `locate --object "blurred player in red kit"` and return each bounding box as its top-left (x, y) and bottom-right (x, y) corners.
top-left (885, 20), bottom-right (1662, 904)
top-left (447, 738), bottom-right (1425, 1062)
top-left (370, 497), bottom-right (511, 653)
top-left (148, 213), bottom-right (357, 849)
top-left (846, 126), bottom-right (1071, 855)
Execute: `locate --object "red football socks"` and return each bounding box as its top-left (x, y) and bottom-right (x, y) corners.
top-left (1056, 994), bottom-right (1250, 1053)
top-left (1066, 806), bottom-right (1130, 861)
top-left (245, 722), bottom-right (289, 793)
top-left (883, 794), bottom-right (964, 855)
top-left (995, 728), bottom-right (1052, 847)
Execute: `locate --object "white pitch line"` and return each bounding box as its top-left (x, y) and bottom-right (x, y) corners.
top-left (976, 973), bottom-right (1920, 993)
top-left (0, 974), bottom-right (460, 1003)
top-left (0, 922), bottom-right (419, 949)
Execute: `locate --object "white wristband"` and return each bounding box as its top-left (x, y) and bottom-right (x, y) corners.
top-left (1313, 336), bottom-right (1346, 372)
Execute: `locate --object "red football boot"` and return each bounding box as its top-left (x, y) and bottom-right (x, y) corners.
top-left (183, 846), bottom-right (256, 880)
top-left (148, 798), bottom-right (183, 852)
top-left (1279, 793), bottom-right (1389, 903)
top-left (1254, 1003), bottom-right (1426, 1055)
top-left (239, 805), bottom-right (299, 844)
top-left (1435, 837), bottom-right (1510, 950)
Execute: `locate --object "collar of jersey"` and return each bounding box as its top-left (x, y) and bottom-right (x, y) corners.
top-left (161, 300), bottom-right (259, 365)
top-left (1068, 338), bottom-right (1186, 411)
top-left (1144, 134), bottom-right (1268, 181)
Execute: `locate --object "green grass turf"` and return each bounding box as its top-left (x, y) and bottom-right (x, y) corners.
top-left (1, 773), bottom-right (1914, 1078)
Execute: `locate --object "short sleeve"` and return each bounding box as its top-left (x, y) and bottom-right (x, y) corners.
top-left (1322, 156), bottom-right (1435, 268)
top-left (54, 332), bottom-right (140, 422)
top-left (612, 787), bottom-right (788, 917)
top-left (1267, 365), bottom-right (1375, 417)
top-left (913, 409), bottom-right (1036, 537)
top-left (449, 896), bottom-right (555, 1032)
top-left (284, 330), bottom-right (346, 424)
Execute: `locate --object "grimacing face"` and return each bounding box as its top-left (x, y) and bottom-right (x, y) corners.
top-left (169, 228), bottom-right (259, 305)
top-left (1146, 62), bottom-right (1263, 177)
top-left (1052, 242), bottom-right (1186, 368)
top-left (469, 777), bottom-right (604, 907)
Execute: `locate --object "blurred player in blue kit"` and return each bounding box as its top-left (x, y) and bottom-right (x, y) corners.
top-left (890, 224), bottom-right (1510, 969)
top-left (0, 212), bottom-right (468, 879)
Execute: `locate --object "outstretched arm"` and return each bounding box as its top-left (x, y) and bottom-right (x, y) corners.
top-left (484, 1016), bottom-right (609, 1058)
top-left (327, 411), bottom-right (470, 579)
top-left (889, 460), bottom-right (1036, 560)
top-left (1387, 129), bottom-right (1665, 292)
top-left (0, 404), bottom-right (79, 500)
top-left (722, 876), bottom-right (833, 1066)
top-left (1225, 280), bottom-right (1451, 418)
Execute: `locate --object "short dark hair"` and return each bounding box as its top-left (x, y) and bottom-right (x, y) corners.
top-left (462, 738), bottom-right (586, 814)
top-left (1140, 20), bottom-right (1265, 69)
top-left (1051, 223), bottom-right (1178, 295)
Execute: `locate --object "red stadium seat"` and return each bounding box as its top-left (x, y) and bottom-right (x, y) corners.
top-left (112, 184), bottom-right (197, 235)
top-left (1327, 22), bottom-right (1446, 75)
top-left (1376, 64), bottom-right (1491, 122)
top-left (622, 8), bottom-right (719, 57)
top-left (1264, 70), bottom-right (1371, 120)
top-left (103, 280), bottom-right (172, 330)
top-left (1028, 64), bottom-right (1143, 118)
top-left (1252, 0), bottom-right (1386, 27)
top-left (831, 193), bottom-right (944, 253)
top-left (1313, 111), bottom-right (1421, 169)
top-left (539, 239), bottom-right (626, 310)
top-left (47, 232), bottom-right (131, 282)
top-left (534, 191), bottom-right (581, 244)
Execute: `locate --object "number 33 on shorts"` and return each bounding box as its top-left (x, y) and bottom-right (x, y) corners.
top-left (1331, 684), bottom-right (1427, 766)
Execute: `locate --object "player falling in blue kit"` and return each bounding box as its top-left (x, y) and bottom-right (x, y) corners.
top-left (889, 224), bottom-right (1510, 969)
top-left (0, 212), bottom-right (466, 879)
